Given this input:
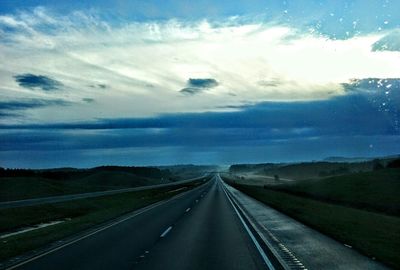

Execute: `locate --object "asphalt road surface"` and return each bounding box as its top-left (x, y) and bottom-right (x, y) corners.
top-left (9, 176), bottom-right (268, 270)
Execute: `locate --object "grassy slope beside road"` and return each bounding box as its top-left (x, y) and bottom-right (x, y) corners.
top-left (223, 170), bottom-right (400, 269)
top-left (230, 161), bottom-right (374, 180)
top-left (0, 166), bottom-right (175, 202)
top-left (0, 177), bottom-right (208, 262)
top-left (267, 168), bottom-right (400, 216)
top-left (0, 173), bottom-right (163, 202)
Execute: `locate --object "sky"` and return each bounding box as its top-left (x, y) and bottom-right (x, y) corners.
top-left (0, 0), bottom-right (399, 168)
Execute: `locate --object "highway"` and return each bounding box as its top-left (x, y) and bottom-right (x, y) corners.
top-left (0, 175), bottom-right (207, 209)
top-left (8, 175), bottom-right (270, 270)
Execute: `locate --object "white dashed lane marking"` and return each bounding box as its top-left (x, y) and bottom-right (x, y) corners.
top-left (160, 226), bottom-right (172, 238)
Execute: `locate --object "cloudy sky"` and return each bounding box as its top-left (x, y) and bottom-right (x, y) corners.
top-left (1, 0), bottom-right (399, 168)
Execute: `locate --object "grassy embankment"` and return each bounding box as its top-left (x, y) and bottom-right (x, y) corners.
top-left (0, 170), bottom-right (169, 202)
top-left (224, 169), bottom-right (400, 269)
top-left (0, 177), bottom-right (208, 261)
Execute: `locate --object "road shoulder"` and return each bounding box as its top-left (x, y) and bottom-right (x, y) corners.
top-left (223, 181), bottom-right (388, 270)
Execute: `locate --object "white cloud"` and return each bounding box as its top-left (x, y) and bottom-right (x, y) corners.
top-left (1, 8), bottom-right (400, 124)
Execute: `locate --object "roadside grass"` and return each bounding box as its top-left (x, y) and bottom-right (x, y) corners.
top-left (0, 178), bottom-right (207, 261)
top-left (0, 172), bottom-right (165, 202)
top-left (0, 176), bottom-right (81, 202)
top-left (265, 168), bottom-right (400, 216)
top-left (229, 183), bottom-right (400, 269)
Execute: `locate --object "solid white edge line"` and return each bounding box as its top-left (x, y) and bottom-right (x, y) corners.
top-left (160, 226), bottom-right (172, 238)
top-left (219, 176), bottom-right (275, 270)
top-left (6, 180), bottom-right (209, 270)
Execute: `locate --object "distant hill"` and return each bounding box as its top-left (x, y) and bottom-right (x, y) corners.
top-left (75, 171), bottom-right (163, 188)
top-left (229, 155), bottom-right (400, 180)
top-left (0, 166), bottom-right (172, 180)
top-left (156, 164), bottom-right (218, 180)
top-left (323, 154), bottom-right (400, 163)
top-left (323, 157), bottom-right (372, 163)
top-left (229, 163), bottom-right (277, 173)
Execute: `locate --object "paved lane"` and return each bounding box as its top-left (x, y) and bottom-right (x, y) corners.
top-left (134, 178), bottom-right (266, 270)
top-left (11, 180), bottom-right (213, 270)
top-left (9, 176), bottom-right (267, 270)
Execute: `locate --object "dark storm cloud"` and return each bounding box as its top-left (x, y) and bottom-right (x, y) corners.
top-left (0, 99), bottom-right (71, 118)
top-left (180, 87), bottom-right (202, 95)
top-left (2, 82), bottom-right (399, 136)
top-left (14, 73), bottom-right (63, 91)
top-left (216, 104), bottom-right (251, 110)
top-left (89, 84), bottom-right (107, 89)
top-left (180, 78), bottom-right (219, 95)
top-left (372, 30), bottom-right (400, 52)
top-left (0, 99), bottom-right (71, 110)
top-left (82, 98), bottom-right (95, 103)
top-left (343, 78), bottom-right (400, 93)
top-left (0, 111), bottom-right (21, 118)
top-left (1, 77), bottom-right (399, 167)
top-left (187, 78), bottom-right (218, 88)
top-left (342, 78), bottom-right (400, 112)
top-left (0, 99), bottom-right (69, 110)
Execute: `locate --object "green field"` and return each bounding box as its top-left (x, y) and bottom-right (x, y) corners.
top-left (0, 169), bottom-right (172, 202)
top-left (0, 178), bottom-right (207, 261)
top-left (229, 157), bottom-right (399, 180)
top-left (230, 161), bottom-right (374, 180)
top-left (265, 168), bottom-right (400, 216)
top-left (223, 169), bottom-right (400, 269)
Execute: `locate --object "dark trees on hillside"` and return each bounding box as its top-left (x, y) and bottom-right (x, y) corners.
top-left (372, 159), bottom-right (384, 171)
top-left (387, 159), bottom-right (400, 168)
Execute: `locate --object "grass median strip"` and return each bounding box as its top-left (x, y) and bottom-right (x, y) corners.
top-left (230, 183), bottom-right (400, 269)
top-left (0, 178), bottom-right (207, 262)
